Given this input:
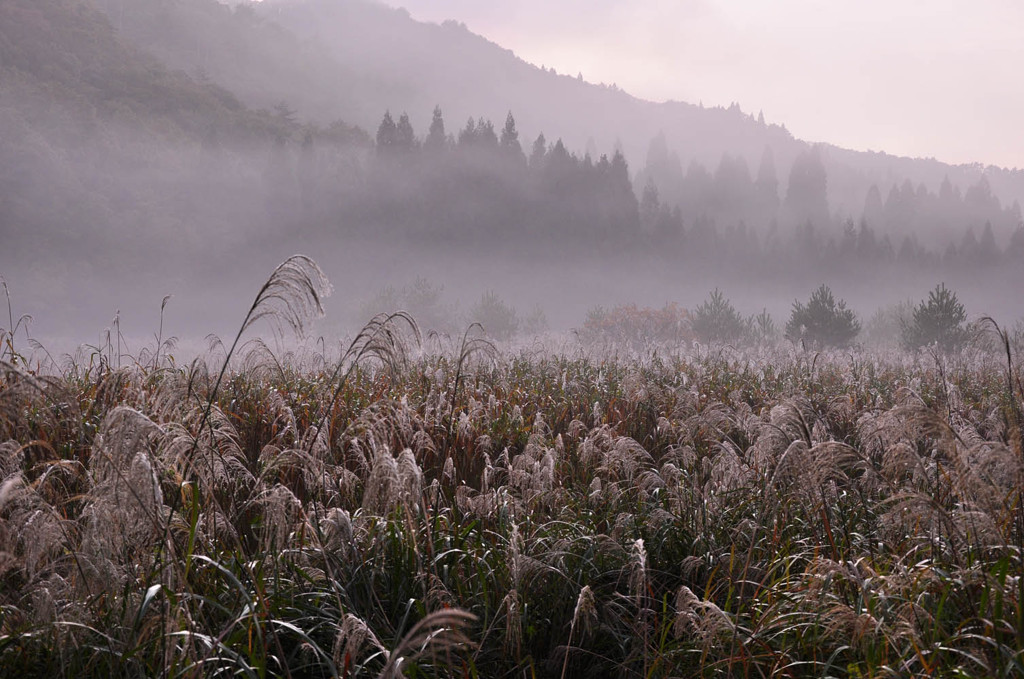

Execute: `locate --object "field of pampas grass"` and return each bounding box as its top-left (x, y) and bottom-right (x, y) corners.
top-left (1, 258), bottom-right (1023, 677)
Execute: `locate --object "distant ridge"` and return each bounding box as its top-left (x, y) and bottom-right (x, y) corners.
top-left (94, 0), bottom-right (1024, 223)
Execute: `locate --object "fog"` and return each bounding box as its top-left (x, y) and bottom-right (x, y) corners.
top-left (2, 0), bottom-right (1023, 360)
top-left (379, 0), bottom-right (1024, 170)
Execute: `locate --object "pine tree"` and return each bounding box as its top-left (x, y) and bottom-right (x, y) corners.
top-left (862, 184), bottom-right (883, 226)
top-left (607, 150), bottom-right (640, 236)
top-left (640, 180), bottom-right (660, 230)
top-left (395, 112), bottom-right (417, 152)
top-left (500, 111), bottom-right (523, 158)
top-left (785, 285), bottom-right (859, 348)
top-left (1007, 225), bottom-right (1024, 259)
top-left (978, 221), bottom-right (998, 263)
top-left (476, 118), bottom-right (498, 147)
top-left (690, 289), bottom-right (746, 343)
top-left (901, 283), bottom-right (968, 352)
top-left (425, 106), bottom-right (447, 152)
top-left (375, 110), bottom-right (397, 154)
top-left (755, 146), bottom-right (779, 215)
top-left (784, 147), bottom-right (829, 227)
top-left (529, 133), bottom-right (547, 168)
top-left (457, 117), bottom-right (477, 146)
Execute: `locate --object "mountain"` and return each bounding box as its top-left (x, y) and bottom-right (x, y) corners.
top-left (0, 0), bottom-right (368, 342)
top-left (0, 0), bottom-right (285, 144)
top-left (3, 0), bottom-right (1023, 347)
top-left (97, 0), bottom-right (1024, 235)
top-left (0, 0), bottom-right (288, 255)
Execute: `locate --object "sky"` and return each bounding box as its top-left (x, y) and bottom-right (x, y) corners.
top-left (379, 0), bottom-right (1024, 170)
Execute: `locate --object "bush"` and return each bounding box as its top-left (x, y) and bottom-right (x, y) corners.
top-left (861, 299), bottom-right (916, 348)
top-left (901, 283), bottom-right (968, 352)
top-left (469, 291), bottom-right (519, 341)
top-left (785, 285), bottom-right (860, 348)
top-left (521, 305), bottom-right (549, 336)
top-left (360, 277), bottom-right (458, 334)
top-left (690, 289), bottom-right (746, 343)
top-left (748, 308), bottom-right (777, 344)
top-left (581, 303), bottom-right (691, 348)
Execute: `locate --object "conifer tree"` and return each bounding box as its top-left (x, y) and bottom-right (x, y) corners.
top-left (784, 147), bottom-right (829, 227)
top-left (785, 285), bottom-right (859, 348)
top-left (395, 112), bottom-right (417, 152)
top-left (425, 105), bottom-right (447, 152)
top-left (901, 283), bottom-right (968, 352)
top-left (529, 133), bottom-right (547, 167)
top-left (690, 289), bottom-right (746, 343)
top-left (457, 117), bottom-right (477, 146)
top-left (476, 118), bottom-right (498, 148)
top-left (500, 111), bottom-right (522, 158)
top-left (375, 110), bottom-right (397, 154)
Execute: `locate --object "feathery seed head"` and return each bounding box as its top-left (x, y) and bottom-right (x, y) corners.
top-left (243, 255), bottom-right (331, 339)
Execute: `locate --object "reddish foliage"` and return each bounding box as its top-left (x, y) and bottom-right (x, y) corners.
top-left (581, 303), bottom-right (693, 347)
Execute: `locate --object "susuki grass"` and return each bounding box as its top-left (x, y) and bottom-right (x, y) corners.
top-left (1, 259), bottom-right (1023, 677)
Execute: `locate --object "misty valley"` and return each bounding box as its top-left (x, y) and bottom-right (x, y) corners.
top-left (2, 0), bottom-right (1024, 677)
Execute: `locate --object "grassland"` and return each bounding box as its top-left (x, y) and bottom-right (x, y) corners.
top-left (1, 259), bottom-right (1023, 677)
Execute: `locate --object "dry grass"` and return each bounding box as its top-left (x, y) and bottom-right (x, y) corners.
top-left (1, 260), bottom-right (1023, 677)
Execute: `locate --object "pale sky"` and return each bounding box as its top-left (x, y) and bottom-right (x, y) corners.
top-left (380, 0), bottom-right (1024, 170)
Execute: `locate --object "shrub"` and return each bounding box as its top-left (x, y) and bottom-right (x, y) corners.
top-left (469, 291), bottom-right (519, 341)
top-left (690, 289), bottom-right (746, 343)
top-left (748, 308), bottom-right (777, 343)
top-left (581, 303), bottom-right (691, 347)
top-left (785, 284), bottom-right (860, 348)
top-left (521, 305), bottom-right (549, 336)
top-left (863, 299), bottom-right (915, 348)
top-left (360, 277), bottom-right (457, 334)
top-left (901, 283), bottom-right (968, 352)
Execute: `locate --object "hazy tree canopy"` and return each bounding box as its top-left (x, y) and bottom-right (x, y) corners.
top-left (863, 184), bottom-right (884, 226)
top-left (395, 113), bottom-right (418, 152)
top-left (2, 0), bottom-right (1023, 344)
top-left (376, 111), bottom-right (397, 153)
top-left (500, 111), bottom-right (523, 159)
top-left (755, 145), bottom-right (780, 212)
top-left (0, 0), bottom-right (280, 144)
top-left (0, 0), bottom-right (334, 264)
top-left (529, 133), bottom-right (547, 168)
top-left (476, 118), bottom-right (498, 148)
top-left (784, 148), bottom-right (829, 227)
top-left (88, 0), bottom-right (1024, 224)
top-left (425, 105), bottom-right (448, 152)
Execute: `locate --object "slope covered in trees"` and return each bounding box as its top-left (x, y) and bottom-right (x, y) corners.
top-left (298, 108), bottom-right (1024, 279)
top-left (97, 0), bottom-right (1024, 228)
top-left (0, 0), bottom-right (288, 255)
top-left (0, 0), bottom-right (372, 339)
top-left (2, 0), bottom-right (1022, 343)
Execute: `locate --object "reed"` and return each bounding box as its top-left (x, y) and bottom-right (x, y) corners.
top-left (0, 261), bottom-right (1022, 676)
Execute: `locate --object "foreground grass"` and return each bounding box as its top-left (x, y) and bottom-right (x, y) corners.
top-left (1, 333), bottom-right (1023, 678)
top-left (1, 258), bottom-right (1022, 677)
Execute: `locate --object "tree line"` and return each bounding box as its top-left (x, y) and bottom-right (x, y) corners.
top-left (272, 108), bottom-right (1024, 275)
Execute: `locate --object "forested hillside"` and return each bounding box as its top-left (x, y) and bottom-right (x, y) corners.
top-left (0, 0), bottom-right (284, 256)
top-left (0, 0), bottom-right (367, 340)
top-left (1, 0), bottom-right (1022, 344)
top-left (97, 0), bottom-right (1024, 228)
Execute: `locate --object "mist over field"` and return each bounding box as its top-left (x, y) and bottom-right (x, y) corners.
top-left (2, 0), bottom-right (1023, 357)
